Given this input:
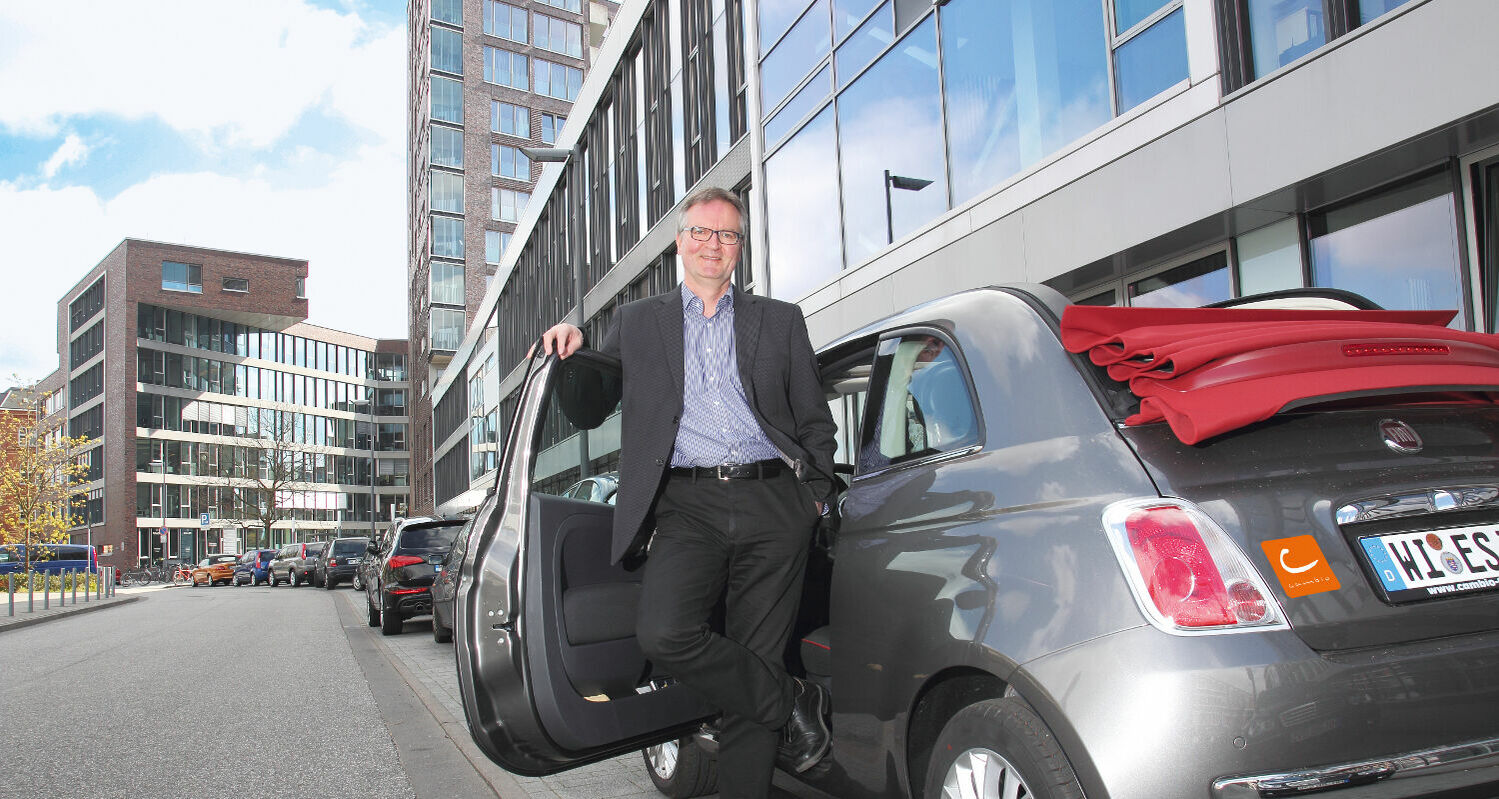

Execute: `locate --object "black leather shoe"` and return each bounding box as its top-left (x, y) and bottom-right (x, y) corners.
top-left (777, 678), bottom-right (830, 773)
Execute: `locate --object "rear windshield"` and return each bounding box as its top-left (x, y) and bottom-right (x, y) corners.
top-left (396, 526), bottom-right (461, 552)
top-left (332, 540), bottom-right (368, 556)
top-left (210, 555), bottom-right (239, 564)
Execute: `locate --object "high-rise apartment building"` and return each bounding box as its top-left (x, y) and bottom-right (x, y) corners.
top-left (51, 240), bottom-right (410, 573)
top-left (406, 0), bottom-right (620, 515)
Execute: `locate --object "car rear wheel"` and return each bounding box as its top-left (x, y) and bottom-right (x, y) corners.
top-left (367, 597), bottom-right (381, 628)
top-left (432, 616), bottom-right (451, 644)
top-left (353, 573), bottom-right (364, 591)
top-left (642, 736), bottom-right (717, 798)
top-left (381, 605), bottom-right (402, 636)
top-left (290, 570), bottom-right (300, 587)
top-left (323, 575), bottom-right (335, 591)
top-left (923, 698), bottom-right (1083, 799)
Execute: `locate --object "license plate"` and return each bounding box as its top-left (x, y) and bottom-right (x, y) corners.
top-left (1358, 524), bottom-right (1499, 603)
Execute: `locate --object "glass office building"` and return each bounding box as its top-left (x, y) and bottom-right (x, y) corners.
top-left (424, 0), bottom-right (1498, 512)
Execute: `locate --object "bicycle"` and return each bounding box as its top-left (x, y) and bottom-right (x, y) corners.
top-left (170, 564), bottom-right (193, 585)
top-left (122, 564), bottom-right (168, 586)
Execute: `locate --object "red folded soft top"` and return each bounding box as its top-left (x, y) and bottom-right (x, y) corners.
top-left (1059, 305), bottom-right (1499, 444)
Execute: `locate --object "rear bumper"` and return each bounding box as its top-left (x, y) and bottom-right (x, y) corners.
top-left (1213, 736), bottom-right (1499, 798)
top-left (1019, 625), bottom-right (1499, 799)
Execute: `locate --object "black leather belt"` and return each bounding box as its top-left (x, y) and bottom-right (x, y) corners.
top-left (669, 459), bottom-right (784, 481)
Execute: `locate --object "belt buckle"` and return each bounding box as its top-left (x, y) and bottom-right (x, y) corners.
top-left (717, 462), bottom-right (740, 481)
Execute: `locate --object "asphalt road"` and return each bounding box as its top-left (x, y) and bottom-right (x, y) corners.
top-left (0, 583), bottom-right (419, 798)
top-left (0, 582), bottom-right (810, 799)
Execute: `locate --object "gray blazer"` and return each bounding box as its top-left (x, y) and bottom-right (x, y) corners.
top-left (574, 286), bottom-right (837, 564)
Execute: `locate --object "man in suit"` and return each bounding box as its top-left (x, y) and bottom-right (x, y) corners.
top-left (541, 186), bottom-right (836, 798)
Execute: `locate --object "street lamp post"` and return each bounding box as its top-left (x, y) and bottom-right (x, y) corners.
top-left (884, 169), bottom-right (935, 245)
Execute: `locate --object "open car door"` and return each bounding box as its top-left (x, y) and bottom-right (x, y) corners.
top-left (455, 350), bottom-right (713, 776)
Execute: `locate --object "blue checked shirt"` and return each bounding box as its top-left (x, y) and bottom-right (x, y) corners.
top-left (671, 285), bottom-right (782, 468)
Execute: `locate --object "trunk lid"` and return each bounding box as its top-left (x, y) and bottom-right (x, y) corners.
top-left (1120, 404), bottom-right (1499, 651)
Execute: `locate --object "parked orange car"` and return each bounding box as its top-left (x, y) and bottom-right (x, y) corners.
top-left (190, 554), bottom-right (240, 587)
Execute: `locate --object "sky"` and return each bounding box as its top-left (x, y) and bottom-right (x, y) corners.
top-left (0, 0), bottom-right (411, 385)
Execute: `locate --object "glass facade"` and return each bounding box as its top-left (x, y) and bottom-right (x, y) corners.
top-left (762, 0), bottom-right (1188, 299)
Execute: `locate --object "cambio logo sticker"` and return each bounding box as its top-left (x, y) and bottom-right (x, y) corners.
top-left (1261, 535), bottom-right (1341, 598)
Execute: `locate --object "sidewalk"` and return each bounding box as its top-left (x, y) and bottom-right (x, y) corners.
top-left (0, 581), bottom-right (148, 633)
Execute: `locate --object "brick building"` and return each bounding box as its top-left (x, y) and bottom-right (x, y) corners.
top-left (406, 0), bottom-right (619, 515)
top-left (48, 240), bottom-right (411, 572)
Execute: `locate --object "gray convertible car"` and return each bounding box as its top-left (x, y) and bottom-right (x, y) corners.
top-left (452, 284), bottom-right (1499, 799)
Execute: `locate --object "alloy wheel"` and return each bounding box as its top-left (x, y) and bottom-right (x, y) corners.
top-left (940, 748), bottom-right (1032, 799)
top-left (645, 739), bottom-right (680, 781)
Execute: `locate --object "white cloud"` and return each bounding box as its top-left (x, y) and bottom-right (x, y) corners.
top-left (41, 134), bottom-right (90, 179)
top-left (0, 0), bottom-right (410, 385)
top-left (0, 0), bottom-right (403, 149)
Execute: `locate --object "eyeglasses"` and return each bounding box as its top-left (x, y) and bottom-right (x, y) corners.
top-left (682, 225), bottom-right (743, 245)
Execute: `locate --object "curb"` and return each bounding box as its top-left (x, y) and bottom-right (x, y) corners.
top-left (337, 590), bottom-right (531, 798)
top-left (0, 594), bottom-right (144, 634)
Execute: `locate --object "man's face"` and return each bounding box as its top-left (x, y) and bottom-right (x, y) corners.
top-left (676, 199), bottom-right (743, 292)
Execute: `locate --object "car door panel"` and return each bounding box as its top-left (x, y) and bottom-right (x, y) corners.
top-left (457, 352), bottom-right (712, 777)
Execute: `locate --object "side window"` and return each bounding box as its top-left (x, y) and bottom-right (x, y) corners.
top-left (858, 334), bottom-right (979, 474)
top-left (534, 355), bottom-right (622, 498)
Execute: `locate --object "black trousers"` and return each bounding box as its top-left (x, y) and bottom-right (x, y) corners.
top-left (636, 469), bottom-right (818, 799)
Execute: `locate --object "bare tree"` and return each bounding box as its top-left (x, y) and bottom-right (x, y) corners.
top-left (225, 408), bottom-right (313, 550)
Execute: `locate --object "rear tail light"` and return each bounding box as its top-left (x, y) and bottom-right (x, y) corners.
top-left (327, 558), bottom-right (338, 566)
top-left (388, 555), bottom-right (424, 569)
top-left (1103, 499), bottom-right (1286, 634)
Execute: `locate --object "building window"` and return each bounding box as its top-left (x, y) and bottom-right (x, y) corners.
top-left (296, 277), bottom-right (306, 298)
top-left (431, 75), bottom-right (464, 123)
top-left (432, 216), bottom-right (465, 258)
top-left (222, 277), bottom-right (249, 293)
top-left (431, 25), bottom-right (463, 74)
top-left (492, 101), bottom-right (530, 138)
top-left (1129, 250), bottom-right (1233, 307)
top-left (161, 261), bottom-right (202, 294)
top-left (766, 105), bottom-right (838, 301)
top-left (537, 0), bottom-right (581, 11)
top-left (69, 278), bottom-right (105, 332)
top-left (1224, 0), bottom-right (1412, 89)
top-left (493, 187), bottom-right (530, 222)
top-left (432, 0), bottom-right (462, 25)
top-left (430, 170), bottom-right (464, 213)
top-left (1112, 3), bottom-right (1188, 113)
top-left (70, 321), bottom-right (104, 365)
top-left (492, 144), bottom-right (531, 180)
top-left (484, 1), bottom-right (528, 43)
top-left (760, 0), bottom-right (831, 115)
top-left (486, 230), bottom-right (503, 264)
top-left (483, 46), bottom-right (529, 90)
top-left (431, 124), bottom-right (464, 168)
top-left (542, 112), bottom-right (567, 144)
top-left (534, 58), bottom-right (582, 100)
top-left (431, 262), bottom-right (465, 306)
top-left (534, 13), bottom-right (583, 58)
top-left (430, 308), bottom-right (466, 352)
top-left (1309, 172), bottom-right (1466, 327)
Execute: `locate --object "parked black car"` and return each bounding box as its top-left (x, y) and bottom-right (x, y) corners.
top-left (453, 285), bottom-right (1499, 799)
top-left (430, 512), bottom-right (485, 644)
top-left (365, 517), bottom-right (466, 636)
top-left (268, 541), bottom-right (324, 587)
top-left (316, 536), bottom-right (369, 590)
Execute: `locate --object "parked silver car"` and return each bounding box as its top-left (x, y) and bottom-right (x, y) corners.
top-left (453, 285), bottom-right (1499, 799)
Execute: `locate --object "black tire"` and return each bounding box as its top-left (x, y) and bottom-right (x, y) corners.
top-left (268, 571), bottom-right (279, 587)
top-left (432, 616), bottom-right (452, 644)
top-left (352, 573), bottom-right (364, 591)
top-left (290, 570), bottom-right (300, 588)
top-left (642, 736), bottom-right (718, 798)
top-left (380, 605), bottom-right (403, 636)
top-left (367, 597), bottom-right (381, 628)
top-left (923, 698), bottom-right (1083, 799)
top-left (323, 575), bottom-right (335, 591)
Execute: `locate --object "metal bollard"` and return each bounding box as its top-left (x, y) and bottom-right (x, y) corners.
top-left (82, 569), bottom-right (89, 603)
top-left (29, 573), bottom-right (35, 612)
top-left (7, 574), bottom-right (12, 616)
top-left (43, 573), bottom-right (49, 610)
top-left (72, 570), bottom-right (78, 605)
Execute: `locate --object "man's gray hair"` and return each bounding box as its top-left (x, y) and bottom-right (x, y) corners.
top-left (678, 186), bottom-right (747, 234)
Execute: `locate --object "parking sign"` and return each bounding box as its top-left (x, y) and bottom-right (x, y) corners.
top-left (200, 513), bottom-right (210, 527)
